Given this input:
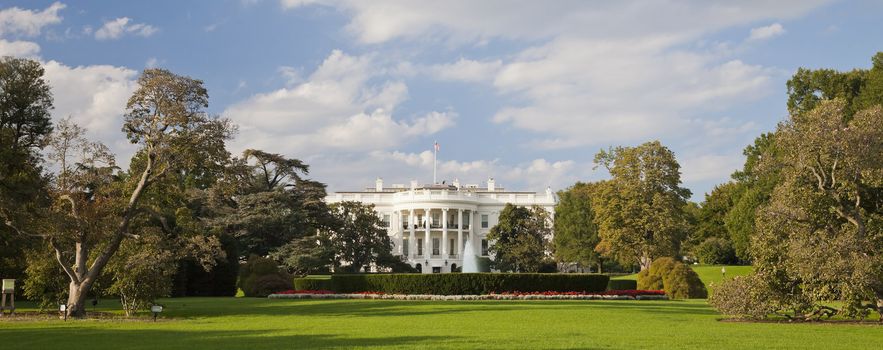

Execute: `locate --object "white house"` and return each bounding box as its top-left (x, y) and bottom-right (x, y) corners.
top-left (325, 177), bottom-right (557, 273)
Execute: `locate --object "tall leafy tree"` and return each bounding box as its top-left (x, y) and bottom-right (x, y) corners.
top-left (750, 100), bottom-right (883, 320)
top-left (553, 182), bottom-right (602, 272)
top-left (0, 57), bottom-right (53, 280)
top-left (323, 201), bottom-right (393, 273)
top-left (208, 149), bottom-right (330, 258)
top-left (3, 69), bottom-right (233, 317)
top-left (592, 141), bottom-right (691, 271)
top-left (488, 204), bottom-right (552, 273)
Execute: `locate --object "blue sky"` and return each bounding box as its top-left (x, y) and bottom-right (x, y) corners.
top-left (2, 0), bottom-right (882, 200)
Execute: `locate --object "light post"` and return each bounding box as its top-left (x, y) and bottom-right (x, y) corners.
top-left (60, 303), bottom-right (67, 321)
top-left (721, 267), bottom-right (727, 279)
top-left (151, 305), bottom-right (163, 322)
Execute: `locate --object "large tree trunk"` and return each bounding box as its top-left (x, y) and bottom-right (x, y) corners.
top-left (66, 282), bottom-right (89, 318)
top-left (638, 254), bottom-right (652, 271)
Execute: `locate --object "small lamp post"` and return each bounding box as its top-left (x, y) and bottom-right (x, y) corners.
top-left (1, 279), bottom-right (14, 317)
top-left (151, 305), bottom-right (163, 322)
top-left (721, 267), bottom-right (727, 279)
top-left (60, 303), bottom-right (67, 321)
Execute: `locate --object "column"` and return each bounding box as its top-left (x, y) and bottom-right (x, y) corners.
top-left (423, 208), bottom-right (430, 259)
top-left (469, 210), bottom-right (475, 254)
top-left (397, 210), bottom-right (404, 255)
top-left (408, 209), bottom-right (416, 259)
top-left (457, 209), bottom-right (463, 258)
top-left (442, 208), bottom-right (449, 259)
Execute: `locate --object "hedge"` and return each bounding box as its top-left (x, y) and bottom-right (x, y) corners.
top-left (607, 279), bottom-right (637, 291)
top-left (294, 278), bottom-right (334, 291)
top-left (329, 273), bottom-right (609, 295)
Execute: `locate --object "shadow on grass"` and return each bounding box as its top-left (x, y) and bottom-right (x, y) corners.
top-left (160, 298), bottom-right (719, 319)
top-left (0, 327), bottom-right (453, 350)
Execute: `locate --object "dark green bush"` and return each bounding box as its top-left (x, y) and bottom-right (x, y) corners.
top-left (294, 277), bottom-right (334, 291)
top-left (637, 257), bottom-right (707, 299)
top-left (663, 263), bottom-right (708, 299)
top-left (249, 275), bottom-right (293, 297)
top-left (330, 273), bottom-right (609, 295)
top-left (694, 237), bottom-right (737, 265)
top-left (607, 279), bottom-right (637, 291)
top-left (239, 256), bottom-right (292, 297)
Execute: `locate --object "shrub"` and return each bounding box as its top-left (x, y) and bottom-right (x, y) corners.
top-left (607, 279), bottom-right (637, 291)
top-left (694, 237), bottom-right (737, 265)
top-left (239, 256), bottom-right (292, 297)
top-left (663, 263), bottom-right (707, 299)
top-left (249, 275), bottom-right (293, 297)
top-left (637, 257), bottom-right (706, 299)
top-left (710, 274), bottom-right (778, 319)
top-left (330, 273), bottom-right (609, 295)
top-left (294, 277), bottom-right (334, 291)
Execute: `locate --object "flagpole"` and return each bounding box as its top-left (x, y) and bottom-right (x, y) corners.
top-left (433, 141), bottom-right (437, 184)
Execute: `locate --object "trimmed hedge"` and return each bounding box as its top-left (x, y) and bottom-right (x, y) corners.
top-left (294, 278), bottom-right (334, 291)
top-left (329, 273), bottom-right (609, 295)
top-left (607, 279), bottom-right (637, 291)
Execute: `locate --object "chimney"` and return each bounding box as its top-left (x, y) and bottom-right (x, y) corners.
top-left (410, 179), bottom-right (418, 190)
top-left (453, 178), bottom-right (460, 189)
top-left (375, 178), bottom-right (383, 192)
top-left (487, 177), bottom-right (495, 191)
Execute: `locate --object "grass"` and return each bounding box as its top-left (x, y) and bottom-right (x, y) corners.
top-left (612, 264), bottom-right (753, 295)
top-left (1, 297), bottom-right (881, 349)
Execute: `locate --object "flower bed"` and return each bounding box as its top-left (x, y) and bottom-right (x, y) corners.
top-left (273, 290), bottom-right (336, 295)
top-left (268, 289), bottom-right (667, 300)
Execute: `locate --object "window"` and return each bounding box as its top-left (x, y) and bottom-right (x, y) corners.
top-left (381, 214), bottom-right (390, 227)
top-left (402, 238), bottom-right (409, 256)
top-left (417, 238), bottom-right (423, 256)
top-left (481, 239), bottom-right (489, 256)
top-left (403, 216), bottom-right (409, 229)
top-left (449, 238), bottom-right (456, 255)
top-left (463, 212), bottom-right (470, 228)
top-left (481, 214), bottom-right (489, 228)
top-left (432, 238), bottom-right (440, 255)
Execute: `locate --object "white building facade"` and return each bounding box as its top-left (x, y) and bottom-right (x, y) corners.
top-left (325, 178), bottom-right (557, 273)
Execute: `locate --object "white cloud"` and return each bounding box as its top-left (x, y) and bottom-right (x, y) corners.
top-left (95, 17), bottom-right (158, 40)
top-left (0, 39), bottom-right (40, 57)
top-left (363, 150), bottom-right (577, 191)
top-left (145, 57), bottom-right (162, 68)
top-left (275, 1), bottom-right (829, 196)
top-left (430, 58), bottom-right (502, 83)
top-left (748, 23), bottom-right (785, 41)
top-left (0, 2), bottom-right (65, 37)
top-left (225, 50), bottom-right (455, 155)
top-left (42, 60), bottom-right (140, 164)
top-left (282, 1), bottom-right (826, 45)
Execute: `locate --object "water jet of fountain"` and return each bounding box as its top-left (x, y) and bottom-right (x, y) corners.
top-left (461, 239), bottom-right (479, 273)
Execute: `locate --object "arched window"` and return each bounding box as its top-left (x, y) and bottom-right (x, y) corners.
top-left (415, 263), bottom-right (423, 273)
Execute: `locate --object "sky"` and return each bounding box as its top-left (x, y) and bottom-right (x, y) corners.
top-left (2, 0), bottom-right (882, 200)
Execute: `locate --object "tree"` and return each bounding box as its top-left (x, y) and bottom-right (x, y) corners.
top-left (553, 182), bottom-right (602, 272)
top-left (323, 201), bottom-right (394, 273)
top-left (724, 133), bottom-right (779, 261)
top-left (0, 57), bottom-right (53, 284)
top-left (736, 100), bottom-right (883, 320)
top-left (592, 141), bottom-right (691, 271)
top-left (487, 204), bottom-right (552, 273)
top-left (208, 149), bottom-right (330, 259)
top-left (3, 69), bottom-right (233, 318)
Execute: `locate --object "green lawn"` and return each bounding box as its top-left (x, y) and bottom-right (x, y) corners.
top-left (613, 264), bottom-right (754, 295)
top-left (2, 297), bottom-right (880, 349)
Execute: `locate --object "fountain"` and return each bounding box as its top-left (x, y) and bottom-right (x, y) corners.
top-left (461, 239), bottom-right (479, 273)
